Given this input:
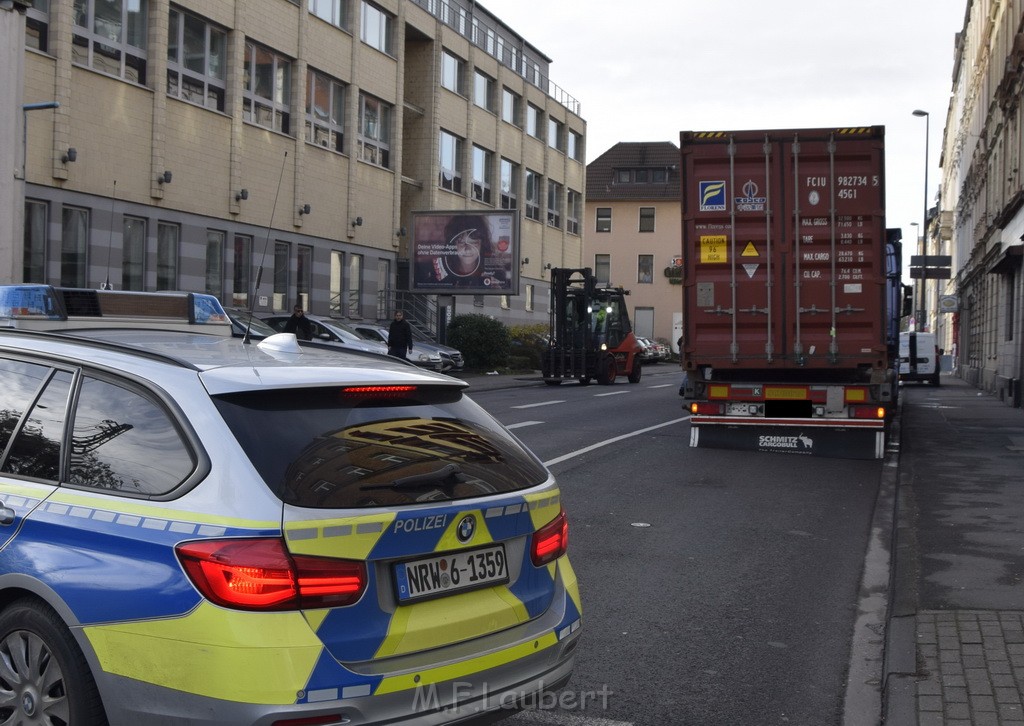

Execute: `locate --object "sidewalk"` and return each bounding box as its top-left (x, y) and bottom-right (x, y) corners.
top-left (886, 375), bottom-right (1024, 725)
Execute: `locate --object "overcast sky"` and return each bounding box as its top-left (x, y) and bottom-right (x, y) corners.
top-left (487, 0), bottom-right (967, 258)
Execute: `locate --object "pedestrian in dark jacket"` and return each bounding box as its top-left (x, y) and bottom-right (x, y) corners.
top-left (388, 310), bottom-right (414, 360)
top-left (284, 305), bottom-right (314, 341)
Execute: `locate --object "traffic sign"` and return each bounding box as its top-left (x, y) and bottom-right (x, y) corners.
top-left (910, 255), bottom-right (952, 267)
top-left (909, 267), bottom-right (951, 279)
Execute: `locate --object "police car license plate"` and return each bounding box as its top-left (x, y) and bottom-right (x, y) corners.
top-left (394, 545), bottom-right (509, 602)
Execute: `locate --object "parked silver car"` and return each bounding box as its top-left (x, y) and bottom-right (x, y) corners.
top-left (352, 323), bottom-right (463, 372)
top-left (263, 313), bottom-right (388, 355)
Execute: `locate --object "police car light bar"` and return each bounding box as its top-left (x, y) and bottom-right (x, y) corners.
top-left (0, 285), bottom-right (232, 334)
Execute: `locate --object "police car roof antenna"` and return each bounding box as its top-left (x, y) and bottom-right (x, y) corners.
top-left (243, 151), bottom-right (288, 345)
top-left (100, 180), bottom-right (116, 291)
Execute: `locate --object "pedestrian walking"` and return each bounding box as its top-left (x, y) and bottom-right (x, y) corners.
top-left (388, 310), bottom-right (414, 360)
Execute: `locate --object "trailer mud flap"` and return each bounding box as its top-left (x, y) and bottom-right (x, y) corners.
top-left (689, 420), bottom-right (886, 460)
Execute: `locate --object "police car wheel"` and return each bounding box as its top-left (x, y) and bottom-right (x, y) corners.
top-left (0, 599), bottom-right (106, 726)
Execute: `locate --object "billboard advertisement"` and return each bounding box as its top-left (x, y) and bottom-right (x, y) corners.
top-left (410, 210), bottom-right (518, 295)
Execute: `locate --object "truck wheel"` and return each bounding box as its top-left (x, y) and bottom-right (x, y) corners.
top-left (544, 379), bottom-right (562, 386)
top-left (578, 376), bottom-right (591, 386)
top-left (627, 359), bottom-right (642, 383)
top-left (596, 353), bottom-right (616, 385)
top-left (0, 598), bottom-right (107, 726)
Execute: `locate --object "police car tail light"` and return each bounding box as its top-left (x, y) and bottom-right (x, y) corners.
top-left (531, 508), bottom-right (568, 567)
top-left (177, 538), bottom-right (366, 610)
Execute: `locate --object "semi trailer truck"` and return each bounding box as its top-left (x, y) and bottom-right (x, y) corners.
top-left (679, 126), bottom-right (901, 459)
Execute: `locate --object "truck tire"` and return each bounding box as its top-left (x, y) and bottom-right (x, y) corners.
top-left (596, 353), bottom-right (617, 385)
top-left (627, 359), bottom-right (642, 383)
top-left (544, 379), bottom-right (562, 386)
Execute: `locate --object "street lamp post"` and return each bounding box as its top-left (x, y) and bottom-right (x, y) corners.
top-left (912, 109), bottom-right (929, 332)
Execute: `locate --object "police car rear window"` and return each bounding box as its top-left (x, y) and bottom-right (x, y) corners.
top-left (213, 387), bottom-right (548, 508)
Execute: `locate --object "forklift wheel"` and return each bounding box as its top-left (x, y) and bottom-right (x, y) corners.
top-left (627, 360), bottom-right (642, 383)
top-left (596, 353), bottom-right (617, 385)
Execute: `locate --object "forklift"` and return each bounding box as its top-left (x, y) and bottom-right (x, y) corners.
top-left (541, 267), bottom-right (644, 386)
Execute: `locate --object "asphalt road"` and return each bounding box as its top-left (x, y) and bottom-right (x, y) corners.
top-left (468, 368), bottom-right (884, 726)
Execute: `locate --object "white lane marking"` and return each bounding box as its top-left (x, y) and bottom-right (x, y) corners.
top-left (647, 384), bottom-right (673, 389)
top-left (506, 421), bottom-right (544, 430)
top-left (543, 417), bottom-right (690, 467)
top-left (512, 400), bottom-right (565, 409)
top-left (505, 711), bottom-right (634, 725)
top-left (594, 391), bottom-right (629, 397)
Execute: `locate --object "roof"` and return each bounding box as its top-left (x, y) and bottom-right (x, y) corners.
top-left (586, 141), bottom-right (681, 201)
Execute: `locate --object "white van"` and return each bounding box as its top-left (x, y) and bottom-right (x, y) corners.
top-left (899, 331), bottom-right (941, 385)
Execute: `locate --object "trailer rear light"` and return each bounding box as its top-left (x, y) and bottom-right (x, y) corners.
top-left (850, 406), bottom-right (887, 420)
top-left (690, 402), bottom-right (724, 415)
top-left (531, 508), bottom-right (568, 566)
top-left (177, 538), bottom-right (367, 610)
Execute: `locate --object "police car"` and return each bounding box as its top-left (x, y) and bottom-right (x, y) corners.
top-left (0, 285), bottom-right (581, 725)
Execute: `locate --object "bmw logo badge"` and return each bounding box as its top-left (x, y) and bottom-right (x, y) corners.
top-left (457, 515), bottom-right (476, 543)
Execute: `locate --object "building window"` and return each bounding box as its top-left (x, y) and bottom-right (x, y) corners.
top-left (547, 181), bottom-right (562, 228)
top-left (525, 284), bottom-right (534, 312)
top-left (156, 223), bottom-right (179, 291)
top-left (306, 68), bottom-right (345, 152)
top-left (525, 169), bottom-right (541, 221)
top-left (297, 245), bottom-right (313, 312)
top-left (473, 70), bottom-right (494, 112)
top-left (330, 251), bottom-right (345, 316)
top-left (439, 130), bottom-right (463, 193)
top-left (568, 130), bottom-right (583, 162)
top-left (500, 158), bottom-right (518, 210)
top-left (122, 216), bottom-right (146, 291)
top-left (347, 254), bottom-right (363, 318)
top-left (596, 207), bottom-right (611, 232)
top-left (243, 42), bottom-right (291, 134)
top-left (167, 7), bottom-right (226, 112)
top-left (360, 1), bottom-right (393, 54)
top-left (23, 200), bottom-right (47, 284)
top-left (25, 0), bottom-right (49, 52)
top-left (527, 104), bottom-right (543, 140)
top-left (638, 255), bottom-right (654, 284)
top-left (274, 241), bottom-right (289, 310)
top-left (652, 169), bottom-right (667, 182)
top-left (547, 118), bottom-right (563, 151)
top-left (309, 0), bottom-right (345, 28)
top-left (61, 206), bottom-right (89, 288)
top-left (72, 0), bottom-right (148, 83)
top-left (205, 230), bottom-right (224, 299)
top-left (615, 169), bottom-right (630, 184)
top-left (501, 87), bottom-right (521, 126)
top-left (640, 207), bottom-right (655, 232)
top-left (472, 145), bottom-right (492, 204)
top-left (232, 234), bottom-right (252, 307)
top-left (567, 190), bottom-right (581, 235)
top-left (1007, 270), bottom-right (1016, 341)
top-left (357, 93), bottom-right (391, 168)
top-left (594, 254), bottom-right (610, 286)
top-left (441, 50), bottom-right (464, 94)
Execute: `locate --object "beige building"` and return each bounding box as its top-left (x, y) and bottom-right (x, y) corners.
top-left (3, 0), bottom-right (585, 331)
top-left (585, 141), bottom-right (682, 348)
top-left (938, 0), bottom-right (1024, 406)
